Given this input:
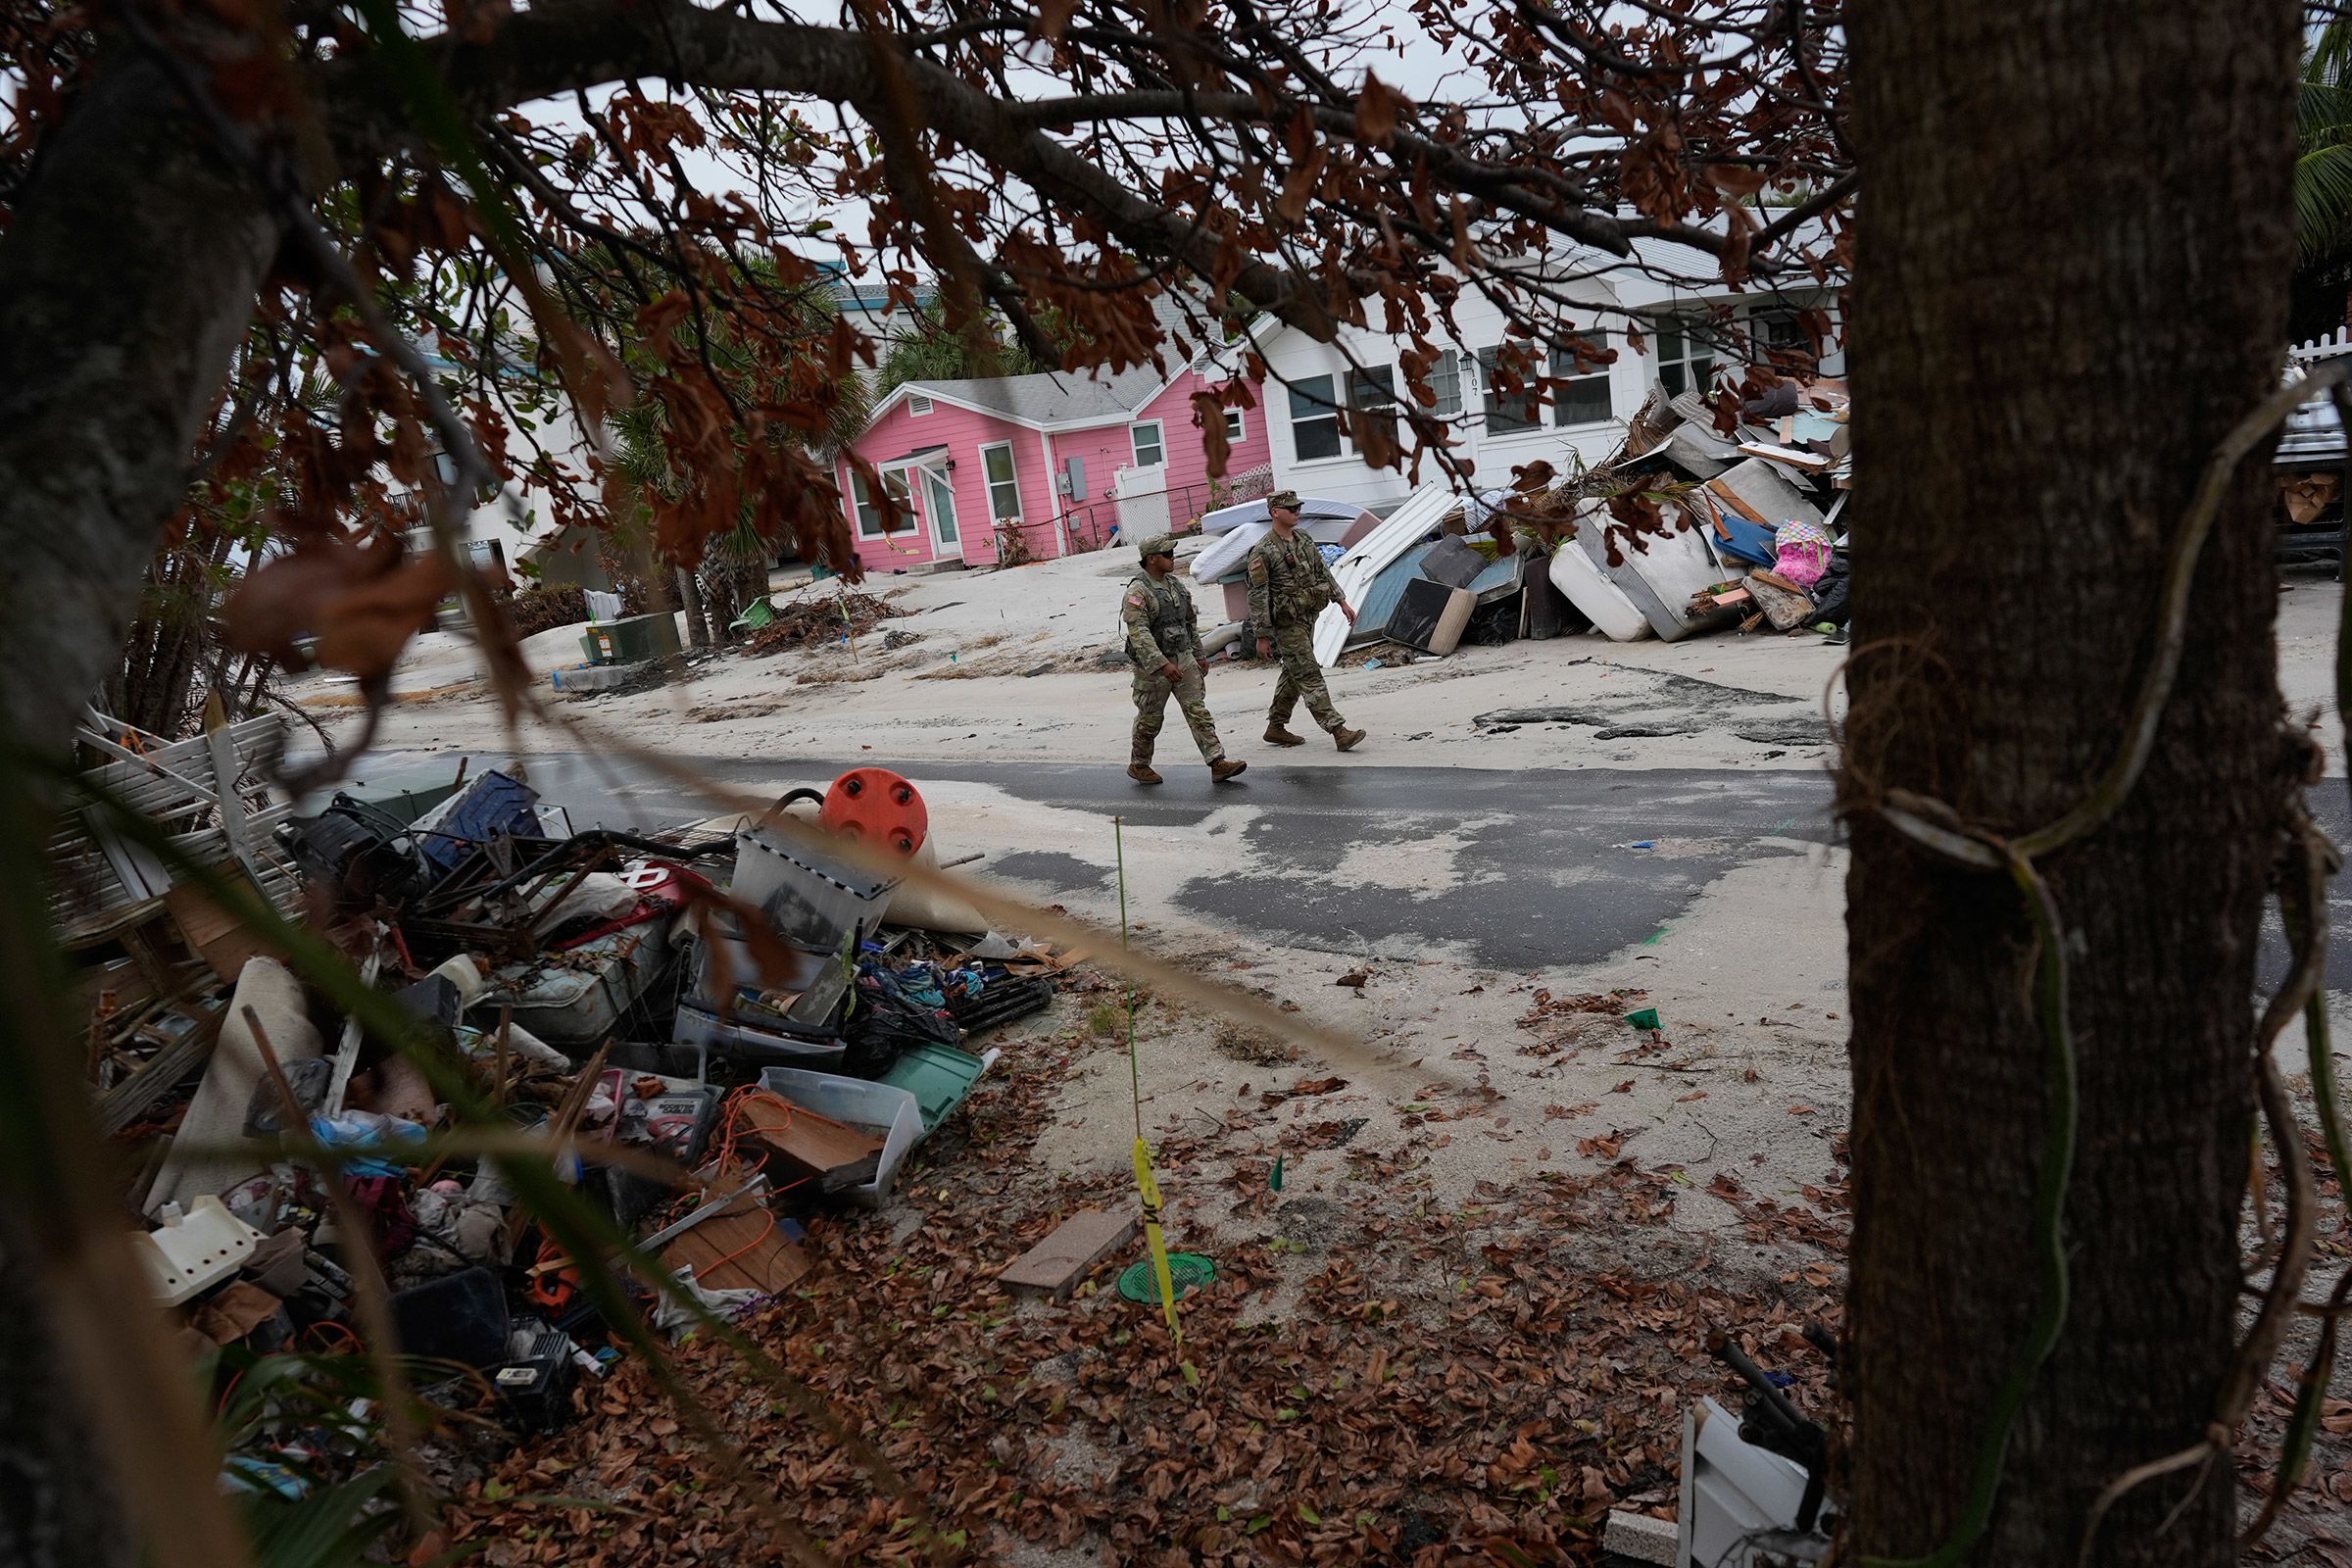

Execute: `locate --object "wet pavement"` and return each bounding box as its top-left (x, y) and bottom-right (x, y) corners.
top-left (334, 750), bottom-right (1838, 970)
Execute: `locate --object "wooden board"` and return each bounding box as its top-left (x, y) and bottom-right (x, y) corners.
top-left (166, 874), bottom-right (282, 982)
top-left (744, 1106), bottom-right (884, 1181)
top-left (663, 1208), bottom-right (813, 1295)
top-left (1000, 1208), bottom-right (1140, 1298)
top-left (1734, 441), bottom-right (1834, 472)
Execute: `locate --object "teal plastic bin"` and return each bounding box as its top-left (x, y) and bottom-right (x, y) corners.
top-left (878, 1044), bottom-right (998, 1134)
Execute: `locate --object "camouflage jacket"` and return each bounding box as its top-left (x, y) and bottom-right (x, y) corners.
top-left (1122, 572), bottom-right (1200, 668)
top-left (1246, 529), bottom-right (1338, 631)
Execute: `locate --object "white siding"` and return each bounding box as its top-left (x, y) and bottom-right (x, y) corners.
top-left (1255, 246), bottom-right (1846, 506)
top-left (1256, 276), bottom-right (1639, 507)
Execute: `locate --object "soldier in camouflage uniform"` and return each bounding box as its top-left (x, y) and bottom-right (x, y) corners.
top-left (1123, 534), bottom-right (1247, 786)
top-left (1247, 491), bottom-right (1367, 752)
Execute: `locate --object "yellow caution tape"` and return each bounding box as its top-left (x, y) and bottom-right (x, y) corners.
top-left (1132, 1136), bottom-right (1184, 1349)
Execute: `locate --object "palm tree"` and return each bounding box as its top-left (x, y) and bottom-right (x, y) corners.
top-left (605, 275), bottom-right (874, 648)
top-left (2294, 19), bottom-right (2352, 332)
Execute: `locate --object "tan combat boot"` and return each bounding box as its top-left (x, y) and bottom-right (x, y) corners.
top-left (1128, 744), bottom-right (1162, 785)
top-left (1264, 724), bottom-right (1306, 747)
top-left (1333, 727), bottom-right (1366, 752)
top-left (1209, 758), bottom-right (1248, 782)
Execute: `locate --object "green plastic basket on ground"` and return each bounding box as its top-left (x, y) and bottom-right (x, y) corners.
top-left (1117, 1252), bottom-right (1216, 1304)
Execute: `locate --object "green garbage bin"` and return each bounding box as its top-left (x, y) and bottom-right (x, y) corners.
top-left (584, 612), bottom-right (682, 664)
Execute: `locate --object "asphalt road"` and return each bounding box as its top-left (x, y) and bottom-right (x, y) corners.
top-left (327, 750), bottom-right (2352, 981)
top-left (333, 751), bottom-right (1839, 971)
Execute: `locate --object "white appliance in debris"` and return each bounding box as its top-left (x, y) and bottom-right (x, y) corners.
top-left (1676, 1396), bottom-right (1832, 1568)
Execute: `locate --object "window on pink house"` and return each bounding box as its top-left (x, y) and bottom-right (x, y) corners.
top-left (851, 470), bottom-right (911, 538)
top-left (979, 441), bottom-right (1022, 520)
top-left (1129, 420), bottom-right (1165, 467)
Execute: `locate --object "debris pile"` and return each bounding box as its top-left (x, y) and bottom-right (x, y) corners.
top-left (1186, 376), bottom-right (1851, 670)
top-left (741, 589), bottom-right (902, 656)
top-left (70, 725), bottom-right (1077, 1504)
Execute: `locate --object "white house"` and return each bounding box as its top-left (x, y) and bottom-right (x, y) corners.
top-left (1249, 234), bottom-right (1845, 508)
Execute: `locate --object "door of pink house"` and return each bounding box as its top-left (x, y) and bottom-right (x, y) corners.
top-left (881, 454), bottom-right (963, 561)
top-left (916, 463), bottom-right (961, 559)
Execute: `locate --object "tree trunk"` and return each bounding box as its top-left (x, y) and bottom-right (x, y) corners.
top-left (0, 57), bottom-right (282, 1568)
top-left (676, 565), bottom-right (711, 650)
top-left (0, 57), bottom-right (283, 757)
top-left (1843, 3), bottom-right (2301, 1562)
top-left (0, 1215), bottom-right (135, 1568)
top-left (701, 562), bottom-right (740, 640)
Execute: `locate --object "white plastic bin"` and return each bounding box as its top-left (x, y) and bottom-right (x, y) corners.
top-left (754, 1066), bottom-right (924, 1208)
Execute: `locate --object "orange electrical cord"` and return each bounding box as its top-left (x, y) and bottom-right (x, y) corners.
top-left (303, 1320), bottom-right (364, 1354)
top-left (692, 1206), bottom-right (779, 1277)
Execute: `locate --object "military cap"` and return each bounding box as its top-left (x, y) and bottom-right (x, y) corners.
top-left (1138, 533), bottom-right (1178, 559)
top-left (1266, 489), bottom-right (1301, 512)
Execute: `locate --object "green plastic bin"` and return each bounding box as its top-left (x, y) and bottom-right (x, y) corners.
top-left (878, 1044), bottom-right (997, 1133)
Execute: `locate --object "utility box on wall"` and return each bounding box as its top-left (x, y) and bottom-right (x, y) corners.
top-left (1058, 457), bottom-right (1087, 502)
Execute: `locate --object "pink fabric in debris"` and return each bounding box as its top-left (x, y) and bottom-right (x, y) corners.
top-left (1773, 520), bottom-right (1834, 589)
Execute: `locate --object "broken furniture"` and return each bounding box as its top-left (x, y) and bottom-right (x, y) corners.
top-left (55, 709), bottom-right (305, 950)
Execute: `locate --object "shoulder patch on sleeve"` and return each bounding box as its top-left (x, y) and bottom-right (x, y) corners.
top-left (1125, 593), bottom-right (1147, 607)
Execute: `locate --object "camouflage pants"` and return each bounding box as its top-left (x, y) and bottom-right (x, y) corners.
top-left (1266, 622), bottom-right (1344, 732)
top-left (1133, 661), bottom-right (1224, 762)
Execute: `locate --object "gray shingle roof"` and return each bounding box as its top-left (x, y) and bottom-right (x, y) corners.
top-left (896, 289), bottom-right (1225, 427)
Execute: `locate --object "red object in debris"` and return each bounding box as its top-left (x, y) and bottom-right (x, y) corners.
top-left (818, 767), bottom-right (928, 857)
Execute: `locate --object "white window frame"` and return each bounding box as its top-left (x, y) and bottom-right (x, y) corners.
top-left (1654, 318), bottom-right (1717, 399)
top-left (1429, 349), bottom-right (1464, 419)
top-left (1288, 373), bottom-right (1345, 463)
top-left (978, 440), bottom-right (1022, 522)
top-left (1549, 330), bottom-right (1615, 428)
top-left (1129, 420), bottom-right (1165, 468)
top-left (907, 393), bottom-right (935, 416)
top-left (1478, 346), bottom-right (1543, 436)
top-left (1223, 407), bottom-right (1248, 443)
top-left (1347, 365), bottom-right (1399, 458)
top-left (850, 469), bottom-right (911, 540)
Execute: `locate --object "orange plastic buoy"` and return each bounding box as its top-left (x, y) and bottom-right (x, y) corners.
top-left (818, 767), bottom-right (928, 857)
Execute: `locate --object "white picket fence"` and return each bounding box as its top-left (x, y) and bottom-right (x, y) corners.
top-left (2291, 326), bottom-right (2352, 365)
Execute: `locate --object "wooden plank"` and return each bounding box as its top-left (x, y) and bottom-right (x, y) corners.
top-left (1734, 441), bottom-right (1834, 473)
top-left (166, 874), bottom-right (282, 983)
top-left (206, 713), bottom-right (254, 870)
top-left (82, 805), bottom-right (172, 904)
top-left (322, 949), bottom-right (383, 1114)
top-left (1702, 479), bottom-right (1771, 527)
top-left (1001, 1208), bottom-right (1139, 1298)
top-left (663, 1209), bottom-right (812, 1295)
top-left (744, 1108), bottom-right (883, 1180)
top-left (95, 1006), bottom-right (225, 1136)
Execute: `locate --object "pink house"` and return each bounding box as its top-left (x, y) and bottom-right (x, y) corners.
top-left (836, 305), bottom-right (1272, 572)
